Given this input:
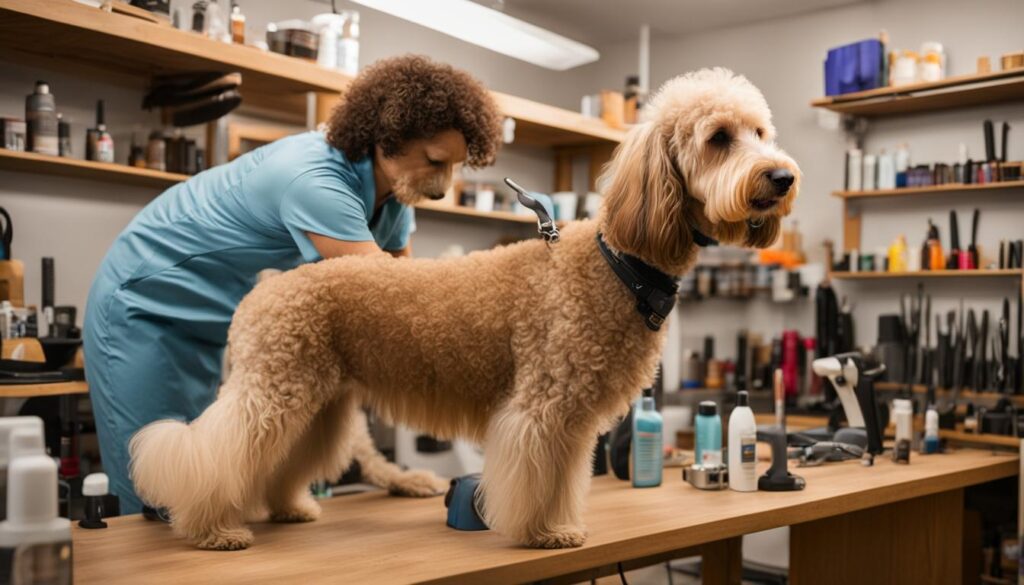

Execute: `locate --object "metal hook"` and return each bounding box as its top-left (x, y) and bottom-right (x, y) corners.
top-left (504, 177), bottom-right (560, 244)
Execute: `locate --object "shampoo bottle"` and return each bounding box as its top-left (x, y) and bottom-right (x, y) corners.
top-left (631, 390), bottom-right (662, 487)
top-left (695, 401), bottom-right (722, 468)
top-left (728, 391), bottom-right (757, 492)
top-left (25, 81), bottom-right (58, 156)
top-left (923, 406), bottom-right (939, 454)
top-left (0, 427), bottom-right (72, 585)
top-left (85, 100), bottom-right (114, 163)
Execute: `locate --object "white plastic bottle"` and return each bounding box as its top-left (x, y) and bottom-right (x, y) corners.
top-left (0, 427), bottom-right (72, 584)
top-left (728, 391), bottom-right (757, 492)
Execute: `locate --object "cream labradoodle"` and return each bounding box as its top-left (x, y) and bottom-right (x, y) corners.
top-left (130, 68), bottom-right (799, 550)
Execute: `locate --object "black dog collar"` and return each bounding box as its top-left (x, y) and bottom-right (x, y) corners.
top-left (596, 233), bottom-right (680, 331)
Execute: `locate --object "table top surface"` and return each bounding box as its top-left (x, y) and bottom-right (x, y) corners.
top-left (73, 448), bottom-right (1018, 585)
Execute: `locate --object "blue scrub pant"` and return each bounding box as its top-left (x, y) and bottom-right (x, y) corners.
top-left (83, 285), bottom-right (224, 513)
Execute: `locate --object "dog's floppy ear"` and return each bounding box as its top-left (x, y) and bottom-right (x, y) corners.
top-left (598, 122), bottom-right (691, 273)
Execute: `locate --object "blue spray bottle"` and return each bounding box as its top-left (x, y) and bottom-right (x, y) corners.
top-left (631, 388), bottom-right (663, 487)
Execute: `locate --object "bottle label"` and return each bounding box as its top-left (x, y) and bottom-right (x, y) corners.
top-left (97, 136), bottom-right (114, 163)
top-left (741, 436), bottom-right (756, 463)
top-left (701, 449), bottom-right (722, 467)
top-left (27, 109), bottom-right (59, 156)
top-left (633, 431), bottom-right (661, 482)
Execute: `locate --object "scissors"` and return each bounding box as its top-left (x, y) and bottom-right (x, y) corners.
top-left (0, 206), bottom-right (11, 260)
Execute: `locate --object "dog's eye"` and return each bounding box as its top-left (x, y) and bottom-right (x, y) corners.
top-left (755, 128), bottom-right (765, 139)
top-left (709, 130), bottom-right (730, 146)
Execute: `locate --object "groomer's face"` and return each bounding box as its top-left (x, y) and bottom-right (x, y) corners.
top-left (377, 129), bottom-right (468, 205)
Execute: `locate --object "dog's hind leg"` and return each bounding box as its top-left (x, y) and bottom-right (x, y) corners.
top-left (479, 400), bottom-right (596, 549)
top-left (264, 394), bottom-right (359, 522)
top-left (131, 371), bottom-right (333, 550)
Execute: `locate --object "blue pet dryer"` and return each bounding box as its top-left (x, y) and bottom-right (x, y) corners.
top-left (444, 473), bottom-right (488, 531)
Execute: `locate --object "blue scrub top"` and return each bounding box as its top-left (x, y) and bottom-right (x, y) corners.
top-left (94, 130), bottom-right (413, 343)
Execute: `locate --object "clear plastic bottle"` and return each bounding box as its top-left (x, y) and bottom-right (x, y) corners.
top-left (205, 0), bottom-right (230, 43)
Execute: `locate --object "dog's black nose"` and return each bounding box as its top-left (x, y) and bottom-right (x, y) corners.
top-left (768, 169), bottom-right (794, 196)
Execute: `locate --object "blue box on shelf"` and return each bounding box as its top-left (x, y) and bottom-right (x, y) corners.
top-left (824, 39), bottom-right (885, 96)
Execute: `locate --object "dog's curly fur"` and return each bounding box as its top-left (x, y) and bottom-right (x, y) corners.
top-left (129, 68), bottom-right (799, 550)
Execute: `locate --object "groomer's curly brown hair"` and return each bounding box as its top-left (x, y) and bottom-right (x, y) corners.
top-left (326, 55), bottom-right (503, 168)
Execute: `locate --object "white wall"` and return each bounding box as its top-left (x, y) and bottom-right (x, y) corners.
top-left (584, 0), bottom-right (1024, 365)
top-left (0, 0), bottom-right (607, 315)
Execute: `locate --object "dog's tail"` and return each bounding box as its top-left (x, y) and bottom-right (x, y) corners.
top-left (129, 391), bottom-right (253, 518)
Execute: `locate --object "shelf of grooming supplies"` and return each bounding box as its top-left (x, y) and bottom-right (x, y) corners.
top-left (0, 149), bottom-right (564, 229)
top-left (874, 382), bottom-right (1024, 408)
top-left (0, 149), bottom-right (189, 188)
top-left (0, 0), bottom-right (624, 148)
top-left (829, 269), bottom-right (1023, 280)
top-left (756, 412), bottom-right (1021, 449)
top-left (833, 180), bottom-right (1024, 199)
top-left (810, 69), bottom-right (1024, 117)
top-left (0, 381), bottom-right (88, 399)
top-left (415, 200), bottom-right (568, 227)
top-left (0, 0), bottom-right (352, 100)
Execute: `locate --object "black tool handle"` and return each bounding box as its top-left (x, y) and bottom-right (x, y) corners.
top-left (42, 257), bottom-right (55, 309)
top-left (984, 119), bottom-right (995, 161)
top-left (1001, 122), bottom-right (1010, 162)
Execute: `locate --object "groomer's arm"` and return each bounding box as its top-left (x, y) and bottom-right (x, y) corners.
top-left (307, 232), bottom-right (388, 259)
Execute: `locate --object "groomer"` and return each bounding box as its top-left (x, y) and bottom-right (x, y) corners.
top-left (83, 55), bottom-right (503, 512)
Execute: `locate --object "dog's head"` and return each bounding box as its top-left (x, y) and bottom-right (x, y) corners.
top-left (599, 68), bottom-right (799, 274)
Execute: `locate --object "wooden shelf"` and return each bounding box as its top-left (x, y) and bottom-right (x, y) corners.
top-left (0, 149), bottom-right (188, 188)
top-left (834, 180), bottom-right (1024, 199)
top-left (830, 269), bottom-right (1023, 280)
top-left (0, 381), bottom-right (88, 399)
top-left (810, 69), bottom-right (1024, 117)
top-left (874, 382), bottom-right (1024, 407)
top-left (492, 91), bottom-right (626, 146)
top-left (0, 0), bottom-right (352, 99)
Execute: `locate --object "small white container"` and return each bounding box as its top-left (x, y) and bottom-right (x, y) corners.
top-left (584, 192), bottom-right (602, 219)
top-left (551, 192), bottom-right (578, 221)
top-left (475, 185), bottom-right (495, 212)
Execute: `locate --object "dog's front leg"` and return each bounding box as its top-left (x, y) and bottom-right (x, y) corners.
top-left (480, 400), bottom-right (595, 548)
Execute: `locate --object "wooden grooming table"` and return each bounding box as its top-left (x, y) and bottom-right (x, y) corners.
top-left (73, 448), bottom-right (1017, 585)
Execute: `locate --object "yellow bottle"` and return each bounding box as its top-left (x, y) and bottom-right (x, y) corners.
top-left (888, 235), bottom-right (908, 272)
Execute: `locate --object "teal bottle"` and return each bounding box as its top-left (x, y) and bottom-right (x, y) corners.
top-left (631, 391), bottom-right (663, 487)
top-left (695, 401), bottom-right (722, 468)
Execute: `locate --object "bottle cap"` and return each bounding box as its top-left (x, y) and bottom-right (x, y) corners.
top-left (0, 417), bottom-right (44, 466)
top-left (83, 473), bottom-right (110, 497)
top-left (698, 401), bottom-right (717, 416)
top-left (736, 391), bottom-right (749, 407)
top-left (35, 81), bottom-right (50, 93)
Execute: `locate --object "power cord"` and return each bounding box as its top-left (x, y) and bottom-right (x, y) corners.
top-left (618, 561), bottom-right (629, 585)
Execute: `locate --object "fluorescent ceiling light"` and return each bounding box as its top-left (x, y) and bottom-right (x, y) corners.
top-left (350, 0), bottom-right (600, 70)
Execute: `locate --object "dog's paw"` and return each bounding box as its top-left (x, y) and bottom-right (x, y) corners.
top-left (193, 527), bottom-right (254, 551)
top-left (524, 525), bottom-right (588, 549)
top-left (269, 495), bottom-right (322, 523)
top-left (387, 469), bottom-right (448, 497)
